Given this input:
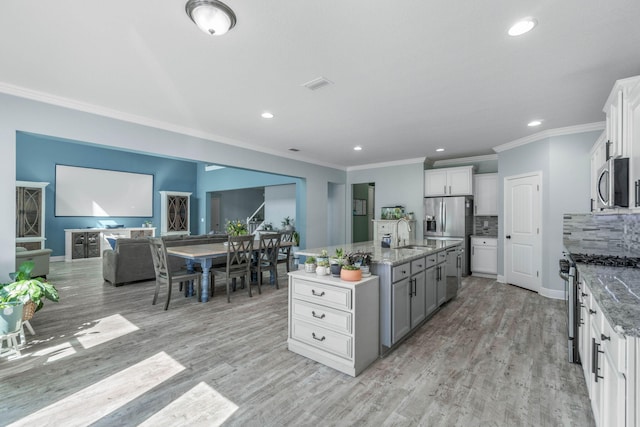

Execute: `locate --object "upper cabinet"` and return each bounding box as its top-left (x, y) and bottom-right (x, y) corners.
top-left (590, 132), bottom-right (607, 211)
top-left (16, 181), bottom-right (49, 250)
top-left (424, 166), bottom-right (474, 197)
top-left (473, 173), bottom-right (498, 216)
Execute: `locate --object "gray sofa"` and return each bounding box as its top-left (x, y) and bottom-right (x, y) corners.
top-left (102, 234), bottom-right (227, 286)
top-left (16, 247), bottom-right (53, 278)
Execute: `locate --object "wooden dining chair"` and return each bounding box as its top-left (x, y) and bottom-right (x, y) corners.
top-left (277, 230), bottom-right (293, 273)
top-left (252, 232), bottom-right (282, 290)
top-left (148, 238), bottom-right (202, 310)
top-left (211, 235), bottom-right (254, 303)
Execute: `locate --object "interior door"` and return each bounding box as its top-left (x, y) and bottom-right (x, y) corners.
top-left (210, 196), bottom-right (221, 233)
top-left (504, 172), bottom-right (541, 293)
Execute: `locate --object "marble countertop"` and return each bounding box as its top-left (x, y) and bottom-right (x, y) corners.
top-left (297, 239), bottom-right (462, 267)
top-left (576, 264), bottom-right (640, 338)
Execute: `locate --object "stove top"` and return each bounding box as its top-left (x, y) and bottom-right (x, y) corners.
top-left (569, 253), bottom-right (640, 268)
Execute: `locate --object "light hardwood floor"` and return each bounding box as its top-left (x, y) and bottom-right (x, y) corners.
top-left (1, 259), bottom-right (594, 426)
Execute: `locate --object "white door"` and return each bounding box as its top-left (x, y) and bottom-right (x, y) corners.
top-left (504, 172), bottom-right (541, 293)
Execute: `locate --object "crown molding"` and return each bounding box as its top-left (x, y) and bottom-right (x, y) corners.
top-left (432, 154), bottom-right (498, 167)
top-left (493, 122), bottom-right (605, 153)
top-left (346, 157), bottom-right (426, 172)
top-left (0, 82), bottom-right (347, 171)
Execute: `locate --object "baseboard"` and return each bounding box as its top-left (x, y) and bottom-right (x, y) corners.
top-left (471, 272), bottom-right (497, 280)
top-left (497, 274), bottom-right (506, 283)
top-left (539, 287), bottom-right (565, 300)
top-left (51, 255), bottom-right (65, 262)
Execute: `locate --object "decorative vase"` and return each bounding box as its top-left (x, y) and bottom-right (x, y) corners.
top-left (316, 266), bottom-right (327, 275)
top-left (360, 265), bottom-right (370, 275)
top-left (0, 302), bottom-right (24, 335)
top-left (329, 263), bottom-right (342, 277)
top-left (305, 263), bottom-right (316, 273)
top-left (340, 268), bottom-right (362, 282)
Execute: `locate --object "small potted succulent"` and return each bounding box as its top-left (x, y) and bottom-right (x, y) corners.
top-left (304, 256), bottom-right (317, 273)
top-left (340, 264), bottom-right (362, 281)
top-left (316, 260), bottom-right (330, 276)
top-left (329, 248), bottom-right (345, 277)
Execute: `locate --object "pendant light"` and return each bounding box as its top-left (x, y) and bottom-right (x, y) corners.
top-left (185, 0), bottom-right (237, 36)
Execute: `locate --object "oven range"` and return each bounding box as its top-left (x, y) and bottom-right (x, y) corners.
top-left (559, 252), bottom-right (640, 364)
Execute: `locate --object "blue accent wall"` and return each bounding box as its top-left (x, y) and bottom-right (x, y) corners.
top-left (16, 132), bottom-right (198, 256)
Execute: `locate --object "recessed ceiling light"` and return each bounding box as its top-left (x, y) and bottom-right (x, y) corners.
top-left (288, 148), bottom-right (300, 152)
top-left (508, 17), bottom-right (537, 36)
top-left (354, 146), bottom-right (363, 151)
top-left (528, 120), bottom-right (542, 127)
top-left (436, 148), bottom-right (445, 152)
top-left (261, 112), bottom-right (274, 119)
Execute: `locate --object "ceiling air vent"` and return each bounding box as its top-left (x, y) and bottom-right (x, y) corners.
top-left (302, 77), bottom-right (333, 91)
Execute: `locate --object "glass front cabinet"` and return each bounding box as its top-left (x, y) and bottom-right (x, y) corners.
top-left (16, 181), bottom-right (49, 250)
top-left (159, 191), bottom-right (191, 236)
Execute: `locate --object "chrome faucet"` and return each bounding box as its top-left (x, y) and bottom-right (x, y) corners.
top-left (395, 217), bottom-right (412, 247)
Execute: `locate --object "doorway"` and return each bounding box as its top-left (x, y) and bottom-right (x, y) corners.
top-left (504, 172), bottom-right (542, 293)
top-left (352, 182), bottom-right (375, 243)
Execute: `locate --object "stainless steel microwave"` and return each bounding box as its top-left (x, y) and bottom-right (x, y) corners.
top-left (596, 157), bottom-right (629, 209)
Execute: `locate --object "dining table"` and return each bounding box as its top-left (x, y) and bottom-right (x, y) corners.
top-left (166, 240), bottom-right (292, 302)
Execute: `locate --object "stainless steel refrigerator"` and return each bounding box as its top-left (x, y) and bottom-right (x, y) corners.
top-left (423, 196), bottom-right (473, 276)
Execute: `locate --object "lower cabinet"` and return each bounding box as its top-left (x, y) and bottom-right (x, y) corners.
top-left (436, 251), bottom-right (447, 306)
top-left (64, 227), bottom-right (156, 261)
top-left (471, 236), bottom-right (497, 276)
top-left (392, 277), bottom-right (411, 344)
top-left (287, 270), bottom-right (379, 377)
top-left (578, 278), bottom-right (633, 427)
top-left (71, 231), bottom-right (101, 260)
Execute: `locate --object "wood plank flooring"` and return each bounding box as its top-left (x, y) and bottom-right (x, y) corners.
top-left (1, 259), bottom-right (594, 426)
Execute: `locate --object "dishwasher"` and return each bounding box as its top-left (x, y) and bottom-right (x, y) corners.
top-left (445, 246), bottom-right (462, 301)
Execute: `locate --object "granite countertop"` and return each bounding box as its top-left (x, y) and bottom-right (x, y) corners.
top-left (297, 239), bottom-right (462, 267)
top-left (576, 264), bottom-right (640, 338)
top-left (471, 235), bottom-right (498, 239)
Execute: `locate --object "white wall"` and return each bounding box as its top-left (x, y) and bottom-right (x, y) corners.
top-left (497, 130), bottom-right (600, 297)
top-left (264, 184), bottom-right (296, 229)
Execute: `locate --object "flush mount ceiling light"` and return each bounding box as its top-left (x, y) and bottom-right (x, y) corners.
top-left (185, 0), bottom-right (237, 36)
top-left (261, 112), bottom-right (274, 119)
top-left (528, 120), bottom-right (542, 127)
top-left (508, 17), bottom-right (537, 36)
top-left (436, 148), bottom-right (445, 152)
top-left (354, 146), bottom-right (363, 151)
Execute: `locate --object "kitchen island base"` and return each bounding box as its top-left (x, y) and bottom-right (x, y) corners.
top-left (287, 270), bottom-right (379, 377)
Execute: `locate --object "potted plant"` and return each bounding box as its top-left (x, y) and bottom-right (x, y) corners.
top-left (304, 256), bottom-right (317, 273)
top-left (340, 264), bottom-right (362, 281)
top-left (317, 249), bottom-right (329, 264)
top-left (316, 260), bottom-right (330, 276)
top-left (143, 220), bottom-right (153, 228)
top-left (225, 219), bottom-right (249, 236)
top-left (329, 248), bottom-right (345, 277)
top-left (0, 261), bottom-right (59, 325)
top-left (292, 231), bottom-right (301, 269)
top-left (281, 216), bottom-right (294, 231)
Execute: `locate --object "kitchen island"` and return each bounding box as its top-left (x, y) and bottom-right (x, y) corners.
top-left (296, 238), bottom-right (463, 356)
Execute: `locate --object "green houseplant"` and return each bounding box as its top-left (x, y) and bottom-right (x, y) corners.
top-left (329, 248), bottom-right (345, 277)
top-left (225, 219), bottom-right (249, 236)
top-left (0, 261), bottom-right (59, 318)
top-left (281, 216), bottom-right (294, 231)
top-left (304, 256), bottom-right (316, 273)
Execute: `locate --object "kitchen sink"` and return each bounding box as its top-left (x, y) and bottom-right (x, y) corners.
top-left (397, 245), bottom-right (435, 250)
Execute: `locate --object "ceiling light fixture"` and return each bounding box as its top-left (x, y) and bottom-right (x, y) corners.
top-left (185, 0), bottom-right (237, 36)
top-left (261, 112), bottom-right (274, 119)
top-left (436, 148), bottom-right (445, 152)
top-left (508, 17), bottom-right (537, 36)
top-left (354, 146), bottom-right (363, 151)
top-left (528, 120), bottom-right (542, 127)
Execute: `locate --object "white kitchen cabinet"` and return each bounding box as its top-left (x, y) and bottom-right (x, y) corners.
top-left (287, 270), bottom-right (379, 377)
top-left (579, 277), bottom-right (630, 427)
top-left (424, 166), bottom-right (474, 197)
top-left (470, 236), bottom-right (497, 277)
top-left (436, 251), bottom-right (447, 306)
top-left (473, 173), bottom-right (498, 216)
top-left (409, 257), bottom-right (427, 328)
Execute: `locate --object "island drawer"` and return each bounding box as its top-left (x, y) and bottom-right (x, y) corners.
top-left (392, 263), bottom-right (411, 282)
top-left (437, 251), bottom-right (447, 263)
top-left (411, 257), bottom-right (426, 273)
top-left (292, 279), bottom-right (352, 310)
top-left (292, 299), bottom-right (352, 334)
top-left (291, 319), bottom-right (352, 360)
top-left (425, 254), bottom-right (437, 268)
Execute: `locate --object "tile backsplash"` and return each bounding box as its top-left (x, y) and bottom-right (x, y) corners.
top-left (563, 213), bottom-right (640, 256)
top-left (474, 216), bottom-right (498, 236)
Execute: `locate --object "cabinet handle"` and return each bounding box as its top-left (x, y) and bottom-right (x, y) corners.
top-left (601, 333), bottom-right (610, 341)
top-left (443, 185), bottom-right (446, 194)
top-left (311, 311), bottom-right (326, 320)
top-left (589, 309), bottom-right (596, 315)
top-left (413, 278), bottom-right (417, 297)
top-left (312, 332), bottom-right (326, 342)
top-left (472, 247), bottom-right (474, 256)
top-left (449, 185), bottom-right (451, 194)
top-left (311, 290), bottom-right (325, 297)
